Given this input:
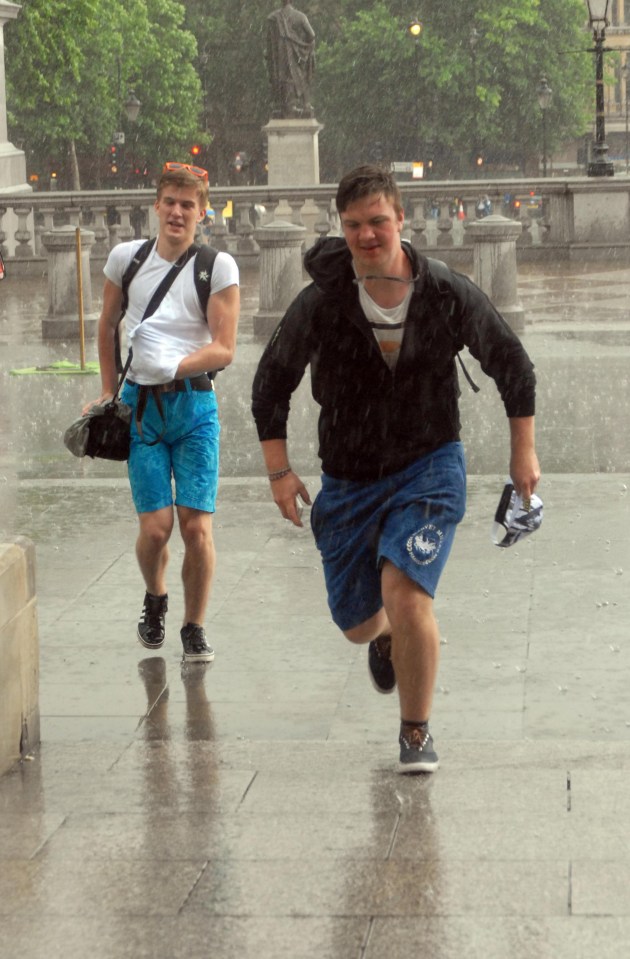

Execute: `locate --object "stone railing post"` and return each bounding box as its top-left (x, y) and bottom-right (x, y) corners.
top-left (13, 203), bottom-right (34, 257)
top-left (40, 225), bottom-right (98, 339)
top-left (90, 206), bottom-right (111, 258)
top-left (545, 191), bottom-right (574, 246)
top-left (34, 205), bottom-right (55, 256)
top-left (233, 199), bottom-right (257, 257)
top-left (253, 220), bottom-right (306, 338)
top-left (108, 204), bottom-right (134, 247)
top-left (466, 214), bottom-right (525, 332)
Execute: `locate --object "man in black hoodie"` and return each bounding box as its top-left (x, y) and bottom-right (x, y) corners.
top-left (252, 165), bottom-right (539, 773)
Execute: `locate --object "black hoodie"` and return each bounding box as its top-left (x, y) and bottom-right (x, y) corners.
top-left (252, 236), bottom-right (536, 482)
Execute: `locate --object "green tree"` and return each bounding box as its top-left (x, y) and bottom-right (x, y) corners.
top-left (5, 0), bottom-right (204, 189)
top-left (5, 0), bottom-right (598, 187)
top-left (314, 0), bottom-right (593, 179)
top-left (181, 0), bottom-right (274, 185)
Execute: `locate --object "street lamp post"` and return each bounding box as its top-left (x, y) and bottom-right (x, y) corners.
top-left (407, 18), bottom-right (423, 171)
top-left (537, 75), bottom-right (553, 177)
top-left (470, 27), bottom-right (481, 174)
top-left (124, 90), bottom-right (142, 124)
top-left (585, 0), bottom-right (614, 177)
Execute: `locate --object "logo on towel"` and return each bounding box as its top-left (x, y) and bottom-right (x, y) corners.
top-left (406, 524), bottom-right (444, 566)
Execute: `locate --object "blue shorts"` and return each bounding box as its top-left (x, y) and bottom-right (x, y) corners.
top-left (121, 381), bottom-right (220, 515)
top-left (310, 443), bottom-right (466, 631)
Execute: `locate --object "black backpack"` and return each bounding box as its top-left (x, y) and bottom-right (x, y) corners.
top-left (115, 238), bottom-right (219, 373)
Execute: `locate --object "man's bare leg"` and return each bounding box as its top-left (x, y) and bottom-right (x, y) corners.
top-left (136, 507), bottom-right (174, 649)
top-left (177, 506), bottom-right (215, 626)
top-left (136, 507), bottom-right (174, 595)
top-left (380, 561), bottom-right (439, 723)
top-left (343, 560), bottom-right (440, 771)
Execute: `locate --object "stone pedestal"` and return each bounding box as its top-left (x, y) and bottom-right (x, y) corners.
top-left (40, 226), bottom-right (98, 339)
top-left (264, 118), bottom-right (323, 187)
top-left (253, 219), bottom-right (306, 337)
top-left (466, 215), bottom-right (525, 332)
top-left (0, 3), bottom-right (32, 255)
top-left (0, 536), bottom-right (39, 775)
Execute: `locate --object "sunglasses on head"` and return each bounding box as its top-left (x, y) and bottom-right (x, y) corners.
top-left (162, 161), bottom-right (208, 181)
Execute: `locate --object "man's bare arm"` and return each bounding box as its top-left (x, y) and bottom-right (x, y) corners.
top-left (176, 284), bottom-right (240, 379)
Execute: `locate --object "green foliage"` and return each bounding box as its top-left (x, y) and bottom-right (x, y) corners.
top-left (4, 0), bottom-right (597, 186)
top-left (181, 0), bottom-right (271, 184)
top-left (315, 0), bottom-right (593, 178)
top-left (5, 0), bottom-right (203, 188)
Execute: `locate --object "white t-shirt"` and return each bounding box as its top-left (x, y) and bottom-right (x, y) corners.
top-left (357, 281), bottom-right (412, 371)
top-left (104, 239), bottom-right (239, 385)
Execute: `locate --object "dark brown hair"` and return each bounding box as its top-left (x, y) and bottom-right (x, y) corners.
top-left (335, 164), bottom-right (403, 216)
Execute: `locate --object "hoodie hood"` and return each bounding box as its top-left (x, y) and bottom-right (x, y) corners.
top-left (303, 236), bottom-right (353, 294)
top-left (303, 235), bottom-right (425, 296)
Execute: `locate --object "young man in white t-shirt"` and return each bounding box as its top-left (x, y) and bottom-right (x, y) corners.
top-left (86, 163), bottom-right (240, 662)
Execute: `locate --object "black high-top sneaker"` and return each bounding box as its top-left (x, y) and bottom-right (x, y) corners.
top-left (137, 592), bottom-right (168, 650)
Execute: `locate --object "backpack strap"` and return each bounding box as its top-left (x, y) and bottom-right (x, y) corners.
top-left (426, 257), bottom-right (480, 394)
top-left (122, 238), bottom-right (156, 312)
top-left (115, 238), bottom-right (156, 372)
top-left (190, 243), bottom-right (222, 381)
top-left (192, 243), bottom-right (218, 317)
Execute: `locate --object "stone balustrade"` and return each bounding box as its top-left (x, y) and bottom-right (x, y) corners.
top-left (1, 176), bottom-right (629, 275)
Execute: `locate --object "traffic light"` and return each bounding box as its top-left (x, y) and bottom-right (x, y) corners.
top-left (110, 144), bottom-right (118, 174)
top-left (233, 151), bottom-right (249, 173)
top-left (191, 144), bottom-right (201, 158)
top-left (475, 153), bottom-right (484, 169)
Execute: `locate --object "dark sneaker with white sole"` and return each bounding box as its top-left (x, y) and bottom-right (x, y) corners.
top-left (137, 592), bottom-right (168, 650)
top-left (181, 623), bottom-right (215, 663)
top-left (368, 634), bottom-right (396, 694)
top-left (398, 723), bottom-right (439, 774)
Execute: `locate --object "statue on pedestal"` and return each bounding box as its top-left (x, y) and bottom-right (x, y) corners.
top-left (265, 1), bottom-right (315, 119)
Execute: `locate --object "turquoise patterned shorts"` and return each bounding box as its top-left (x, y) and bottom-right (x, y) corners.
top-left (121, 381), bottom-right (220, 515)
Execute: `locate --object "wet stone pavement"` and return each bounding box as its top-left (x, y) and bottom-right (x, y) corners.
top-left (1, 262), bottom-right (630, 957)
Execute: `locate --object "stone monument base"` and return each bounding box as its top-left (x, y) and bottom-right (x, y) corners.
top-left (264, 118), bottom-right (323, 187)
top-left (0, 142), bottom-right (32, 256)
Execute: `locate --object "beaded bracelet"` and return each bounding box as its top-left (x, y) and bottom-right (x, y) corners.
top-left (268, 466), bottom-right (292, 481)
